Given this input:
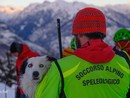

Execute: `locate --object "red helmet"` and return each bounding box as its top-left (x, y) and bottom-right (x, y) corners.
top-left (72, 7), bottom-right (106, 35)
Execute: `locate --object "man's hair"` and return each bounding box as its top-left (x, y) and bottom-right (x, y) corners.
top-left (84, 32), bottom-right (106, 39)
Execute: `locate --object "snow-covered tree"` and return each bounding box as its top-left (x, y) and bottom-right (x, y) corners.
top-left (0, 52), bottom-right (16, 87)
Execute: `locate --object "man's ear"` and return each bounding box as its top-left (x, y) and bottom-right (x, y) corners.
top-left (20, 59), bottom-right (28, 74)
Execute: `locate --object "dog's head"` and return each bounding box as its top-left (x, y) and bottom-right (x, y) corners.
top-left (20, 55), bottom-right (56, 82)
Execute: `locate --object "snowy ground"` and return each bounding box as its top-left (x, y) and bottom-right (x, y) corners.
top-left (0, 83), bottom-right (15, 98)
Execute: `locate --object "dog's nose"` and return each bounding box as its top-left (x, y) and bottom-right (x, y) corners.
top-left (33, 71), bottom-right (39, 77)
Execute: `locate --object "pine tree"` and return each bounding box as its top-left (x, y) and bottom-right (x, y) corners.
top-left (0, 52), bottom-right (16, 87)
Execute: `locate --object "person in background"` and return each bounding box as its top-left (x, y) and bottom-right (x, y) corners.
top-left (62, 37), bottom-right (76, 57)
top-left (113, 28), bottom-right (130, 59)
top-left (10, 42), bottom-right (40, 98)
top-left (35, 7), bottom-right (130, 98)
top-left (113, 28), bottom-right (130, 97)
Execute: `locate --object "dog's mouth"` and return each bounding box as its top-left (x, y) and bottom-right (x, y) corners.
top-left (32, 71), bottom-right (40, 80)
top-left (33, 77), bottom-right (39, 80)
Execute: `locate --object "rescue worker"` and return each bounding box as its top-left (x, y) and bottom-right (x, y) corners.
top-left (62, 37), bottom-right (76, 57)
top-left (35, 7), bottom-right (130, 98)
top-left (113, 28), bottom-right (130, 97)
top-left (113, 28), bottom-right (130, 59)
top-left (10, 42), bottom-right (40, 98)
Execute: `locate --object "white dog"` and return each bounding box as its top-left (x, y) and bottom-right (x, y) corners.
top-left (19, 55), bottom-right (56, 98)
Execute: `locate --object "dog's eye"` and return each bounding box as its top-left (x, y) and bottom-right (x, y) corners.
top-left (39, 64), bottom-right (44, 68)
top-left (28, 64), bottom-right (33, 68)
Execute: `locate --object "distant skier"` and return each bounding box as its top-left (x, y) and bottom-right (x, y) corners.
top-left (10, 42), bottom-right (40, 98)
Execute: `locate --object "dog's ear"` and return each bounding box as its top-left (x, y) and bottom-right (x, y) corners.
top-left (20, 59), bottom-right (28, 74)
top-left (47, 56), bottom-right (57, 62)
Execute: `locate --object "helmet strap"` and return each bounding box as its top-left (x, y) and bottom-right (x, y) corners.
top-left (117, 41), bottom-right (130, 50)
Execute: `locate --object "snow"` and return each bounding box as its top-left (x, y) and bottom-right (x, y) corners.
top-left (0, 83), bottom-right (15, 98)
top-left (20, 25), bottom-right (25, 31)
top-left (106, 4), bottom-right (130, 15)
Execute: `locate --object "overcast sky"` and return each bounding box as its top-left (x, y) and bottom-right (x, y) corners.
top-left (0, 0), bottom-right (130, 8)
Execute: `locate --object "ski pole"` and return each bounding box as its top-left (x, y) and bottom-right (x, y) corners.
top-left (57, 18), bottom-right (63, 58)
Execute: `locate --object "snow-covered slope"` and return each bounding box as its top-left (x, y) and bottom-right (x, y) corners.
top-left (0, 83), bottom-right (15, 98)
top-left (0, 1), bottom-right (130, 58)
top-left (0, 6), bottom-right (22, 22)
top-left (0, 22), bottom-right (47, 59)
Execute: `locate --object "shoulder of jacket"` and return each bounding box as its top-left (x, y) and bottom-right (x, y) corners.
top-left (114, 54), bottom-right (129, 68)
top-left (53, 55), bottom-right (89, 72)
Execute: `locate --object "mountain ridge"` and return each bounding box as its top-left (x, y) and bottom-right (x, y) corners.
top-left (0, 1), bottom-right (130, 58)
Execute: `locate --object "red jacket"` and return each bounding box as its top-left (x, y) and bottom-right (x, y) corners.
top-left (16, 44), bottom-right (40, 72)
top-left (74, 39), bottom-right (115, 63)
top-left (16, 44), bottom-right (40, 95)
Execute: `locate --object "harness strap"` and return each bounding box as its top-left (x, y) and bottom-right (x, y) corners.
top-left (113, 47), bottom-right (130, 67)
top-left (54, 61), bottom-right (66, 98)
top-left (117, 41), bottom-right (130, 50)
